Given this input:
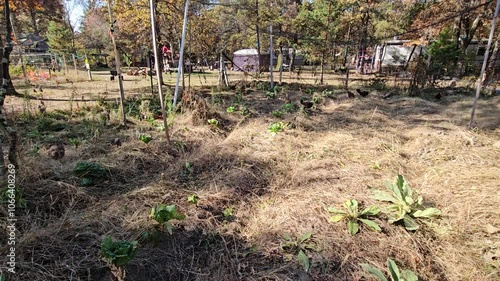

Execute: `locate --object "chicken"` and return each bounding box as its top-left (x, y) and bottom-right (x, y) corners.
top-left (300, 97), bottom-right (314, 109)
top-left (356, 89), bottom-right (369, 97)
top-left (434, 93), bottom-right (442, 101)
top-left (347, 91), bottom-right (355, 99)
top-left (47, 144), bottom-right (65, 160)
top-left (38, 101), bottom-right (46, 114)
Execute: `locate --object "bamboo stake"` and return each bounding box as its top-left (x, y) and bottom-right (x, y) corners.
top-left (149, 0), bottom-right (170, 143)
top-left (469, 0), bottom-right (500, 129)
top-left (173, 0), bottom-right (190, 107)
top-left (107, 0), bottom-right (127, 126)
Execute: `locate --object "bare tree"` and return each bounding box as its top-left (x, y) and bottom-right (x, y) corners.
top-left (0, 0), bottom-right (18, 176)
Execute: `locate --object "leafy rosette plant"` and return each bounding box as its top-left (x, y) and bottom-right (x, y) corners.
top-left (371, 175), bottom-right (441, 231)
top-left (328, 199), bottom-right (381, 235)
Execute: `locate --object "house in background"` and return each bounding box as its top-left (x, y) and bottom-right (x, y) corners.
top-left (373, 39), bottom-right (423, 73)
top-left (232, 49), bottom-right (271, 72)
top-left (18, 33), bottom-right (49, 53)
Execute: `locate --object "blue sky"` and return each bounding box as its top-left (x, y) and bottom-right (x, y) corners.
top-left (68, 0), bottom-right (85, 31)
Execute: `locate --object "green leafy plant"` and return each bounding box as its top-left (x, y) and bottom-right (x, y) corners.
top-left (240, 106), bottom-right (250, 116)
top-left (68, 137), bottom-right (81, 149)
top-left (150, 204), bottom-right (185, 235)
top-left (322, 89), bottom-right (335, 98)
top-left (371, 175), bottom-right (441, 231)
top-left (1, 186), bottom-right (27, 208)
top-left (27, 129), bottom-right (42, 140)
top-left (180, 161), bottom-right (194, 180)
top-left (281, 231), bottom-right (317, 272)
top-left (73, 161), bottom-right (109, 186)
top-left (282, 103), bottom-right (296, 113)
top-left (223, 207), bottom-right (234, 218)
top-left (272, 110), bottom-right (283, 118)
top-left (360, 258), bottom-right (418, 281)
top-left (268, 122), bottom-right (285, 134)
top-left (187, 194), bottom-right (199, 204)
top-left (27, 144), bottom-right (40, 156)
top-left (266, 91), bottom-right (276, 99)
top-left (122, 53), bottom-right (132, 68)
top-left (37, 118), bottom-right (66, 132)
top-left (372, 161), bottom-right (382, 170)
top-left (328, 199), bottom-right (381, 235)
top-left (101, 236), bottom-right (138, 267)
top-left (139, 134), bottom-right (153, 144)
top-left (312, 94), bottom-right (322, 104)
top-left (305, 88), bottom-right (315, 95)
top-left (101, 236), bottom-right (138, 281)
top-left (226, 106), bottom-right (236, 113)
top-left (207, 118), bottom-right (219, 127)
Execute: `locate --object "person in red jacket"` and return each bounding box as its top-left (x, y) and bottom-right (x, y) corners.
top-left (161, 44), bottom-right (171, 72)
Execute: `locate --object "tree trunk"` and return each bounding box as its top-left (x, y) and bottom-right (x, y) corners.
top-left (30, 8), bottom-right (39, 34)
top-left (1, 0), bottom-right (18, 174)
top-left (279, 45), bottom-right (283, 84)
top-left (320, 52), bottom-right (324, 85)
top-left (484, 37), bottom-right (499, 89)
top-left (255, 0), bottom-right (261, 72)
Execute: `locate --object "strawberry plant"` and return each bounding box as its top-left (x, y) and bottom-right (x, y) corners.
top-left (327, 199), bottom-right (381, 235)
top-left (360, 258), bottom-right (418, 281)
top-left (371, 175), bottom-right (441, 231)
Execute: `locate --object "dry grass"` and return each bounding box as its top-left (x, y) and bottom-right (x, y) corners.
top-left (0, 72), bottom-right (499, 280)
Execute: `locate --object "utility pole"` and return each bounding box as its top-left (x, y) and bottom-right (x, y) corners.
top-left (469, 0), bottom-right (500, 129)
top-left (149, 0), bottom-right (170, 143)
top-left (106, 0), bottom-right (127, 126)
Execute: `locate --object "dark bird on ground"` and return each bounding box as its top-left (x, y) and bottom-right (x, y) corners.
top-left (434, 93), bottom-right (442, 100)
top-left (38, 101), bottom-right (46, 114)
top-left (39, 87), bottom-right (43, 92)
top-left (300, 97), bottom-right (314, 109)
top-left (347, 91), bottom-right (355, 99)
top-left (33, 88), bottom-right (37, 93)
top-left (47, 144), bottom-right (65, 160)
top-left (356, 89), bottom-right (369, 97)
